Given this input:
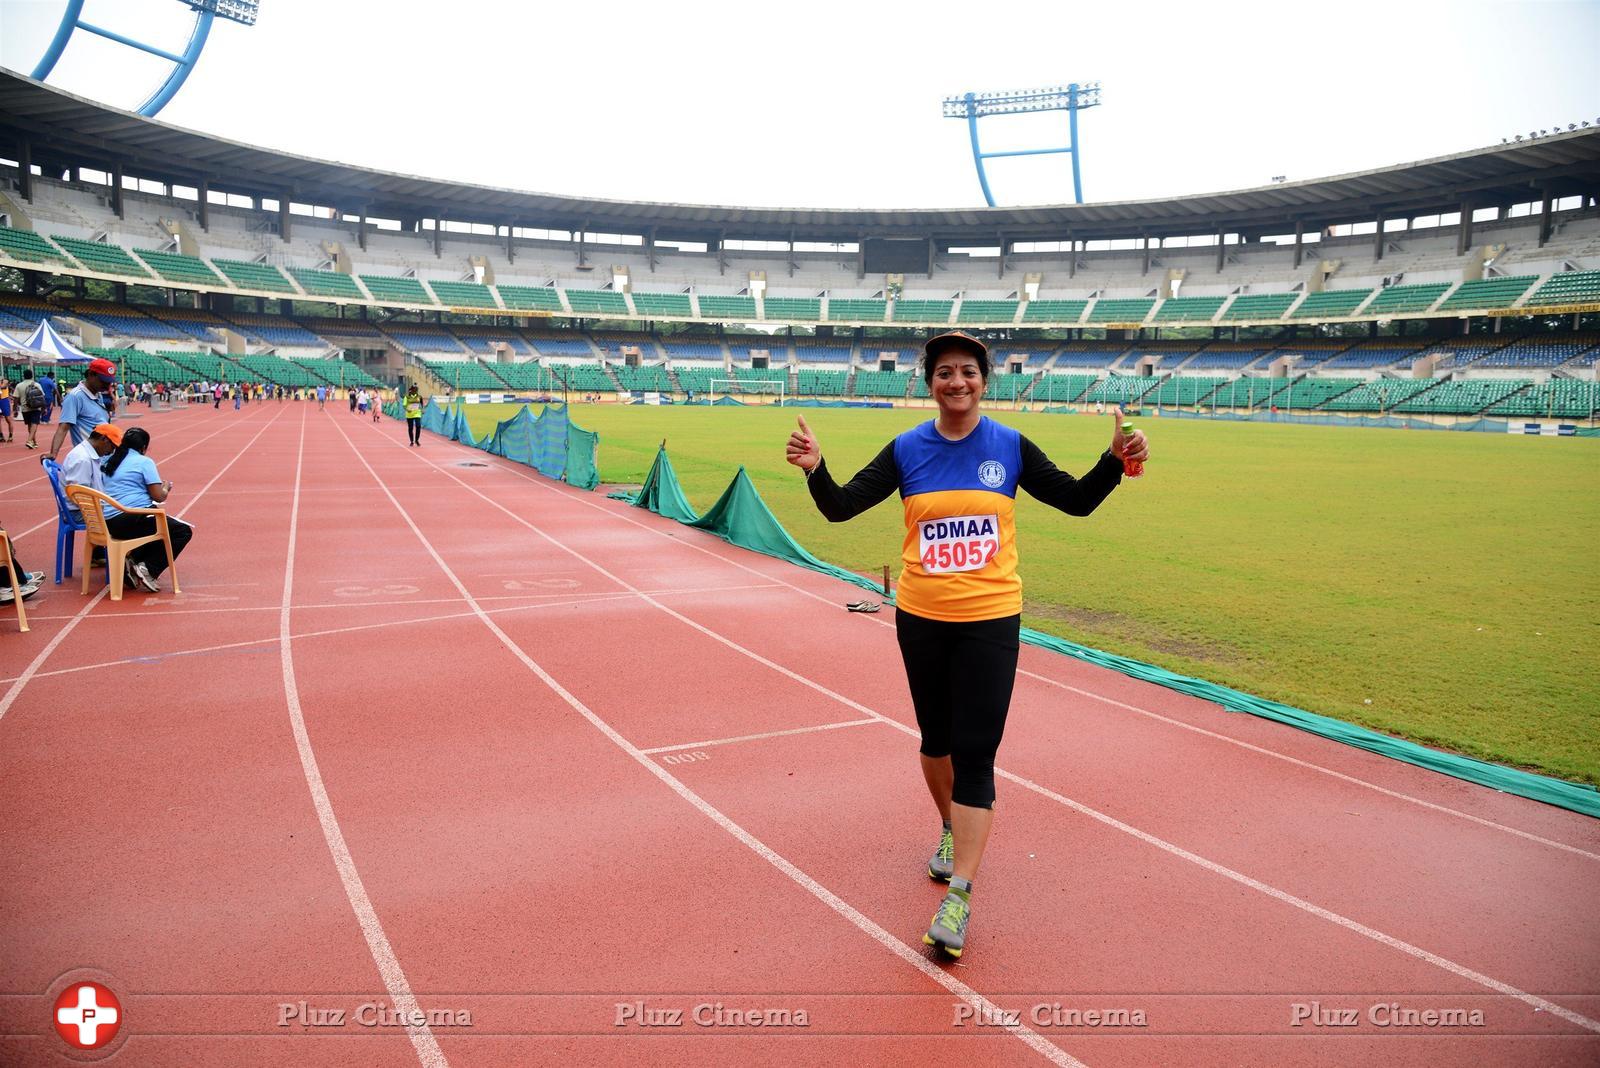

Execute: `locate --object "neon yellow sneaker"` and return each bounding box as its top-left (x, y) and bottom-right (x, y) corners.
top-left (928, 828), bottom-right (954, 882)
top-left (923, 890), bottom-right (970, 957)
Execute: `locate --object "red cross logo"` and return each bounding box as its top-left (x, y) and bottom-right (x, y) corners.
top-left (53, 981), bottom-right (122, 1049)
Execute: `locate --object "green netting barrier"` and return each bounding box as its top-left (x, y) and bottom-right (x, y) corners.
top-left (419, 399), bottom-right (599, 490)
top-left (609, 446), bottom-right (1600, 819)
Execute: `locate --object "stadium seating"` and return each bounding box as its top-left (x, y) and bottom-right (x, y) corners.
top-left (1474, 335), bottom-right (1600, 368)
top-left (237, 354), bottom-right (333, 388)
top-left (564, 290), bottom-right (630, 315)
top-left (1321, 378), bottom-right (1437, 411)
top-left (225, 313), bottom-right (326, 347)
top-left (1526, 269), bottom-right (1600, 308)
top-left (672, 367), bottom-right (721, 395)
top-left (360, 275), bottom-right (434, 304)
top-left (424, 359), bottom-right (506, 390)
top-left (1267, 377), bottom-right (1364, 409)
top-left (1220, 292), bottom-right (1298, 322)
top-left (0, 226), bottom-right (71, 266)
top-left (298, 316), bottom-right (384, 339)
top-left (498, 285), bottom-right (566, 312)
top-left (52, 235), bottom-right (151, 278)
top-left (1088, 298), bottom-right (1155, 324)
top-left (853, 370), bottom-right (911, 397)
top-left (135, 249), bottom-right (225, 286)
top-left (793, 338), bottom-right (853, 363)
top-left (612, 364), bottom-right (673, 392)
top-left (1086, 375), bottom-right (1160, 404)
top-left (956, 300), bottom-right (1018, 324)
top-left (1022, 299), bottom-right (1088, 323)
top-left (1393, 379), bottom-right (1528, 415)
top-left (1290, 288), bottom-right (1372, 319)
top-left (764, 297), bottom-right (821, 320)
top-left (522, 334), bottom-right (593, 357)
top-left (550, 363), bottom-right (616, 391)
top-left (427, 280), bottom-right (500, 310)
top-left (384, 327), bottom-right (465, 353)
top-left (661, 340), bottom-right (723, 360)
top-left (1488, 379), bottom-right (1597, 418)
top-left (493, 362), bottom-right (563, 392)
top-left (1436, 275), bottom-right (1537, 312)
top-left (65, 300), bottom-right (186, 340)
top-left (697, 295), bottom-right (757, 319)
top-left (1029, 374), bottom-right (1097, 403)
top-left (87, 347), bottom-right (189, 385)
top-left (1206, 377), bottom-right (1286, 409)
top-left (630, 291), bottom-right (692, 317)
top-left (1154, 296), bottom-right (1226, 323)
top-left (796, 369), bottom-right (848, 396)
top-left (826, 298), bottom-right (888, 322)
top-left (1053, 344), bottom-right (1126, 368)
top-left (1147, 375), bottom-right (1232, 406)
top-left (298, 357), bottom-right (381, 388)
top-left (211, 258), bottom-right (295, 293)
top-left (287, 267), bottom-right (365, 299)
top-left (1184, 346), bottom-right (1272, 370)
top-left (1364, 283), bottom-right (1451, 316)
top-left (892, 299), bottom-right (953, 323)
top-left (159, 350), bottom-right (234, 380)
top-left (1318, 344), bottom-right (1420, 370)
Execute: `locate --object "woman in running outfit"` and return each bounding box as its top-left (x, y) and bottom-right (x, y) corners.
top-left (786, 330), bottom-right (1148, 958)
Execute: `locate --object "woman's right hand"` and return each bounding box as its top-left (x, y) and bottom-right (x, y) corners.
top-left (786, 416), bottom-right (820, 472)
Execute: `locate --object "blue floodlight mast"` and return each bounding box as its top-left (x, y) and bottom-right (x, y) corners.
top-left (941, 83), bottom-right (1103, 207)
top-left (31, 0), bottom-right (259, 118)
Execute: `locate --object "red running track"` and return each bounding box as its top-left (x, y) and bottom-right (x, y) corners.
top-left (0, 402), bottom-right (1596, 1067)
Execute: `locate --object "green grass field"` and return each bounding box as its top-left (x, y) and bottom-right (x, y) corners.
top-left (465, 402), bottom-right (1600, 786)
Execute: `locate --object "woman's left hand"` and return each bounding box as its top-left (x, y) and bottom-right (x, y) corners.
top-left (1110, 407), bottom-right (1149, 463)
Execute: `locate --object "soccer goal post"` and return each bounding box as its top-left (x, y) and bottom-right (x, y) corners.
top-left (709, 378), bottom-right (787, 406)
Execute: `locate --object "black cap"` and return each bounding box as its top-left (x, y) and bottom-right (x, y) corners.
top-left (922, 330), bottom-right (990, 382)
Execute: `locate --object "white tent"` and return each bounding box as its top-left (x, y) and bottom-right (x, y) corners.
top-left (0, 329), bottom-right (56, 363)
top-left (24, 318), bottom-right (90, 363)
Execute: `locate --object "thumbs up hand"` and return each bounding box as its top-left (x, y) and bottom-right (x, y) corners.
top-left (786, 415), bottom-right (820, 472)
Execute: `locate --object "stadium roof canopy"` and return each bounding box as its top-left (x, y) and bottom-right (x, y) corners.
top-left (2, 67), bottom-right (1597, 245)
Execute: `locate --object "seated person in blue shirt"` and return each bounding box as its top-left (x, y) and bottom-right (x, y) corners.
top-left (99, 427), bottom-right (193, 594)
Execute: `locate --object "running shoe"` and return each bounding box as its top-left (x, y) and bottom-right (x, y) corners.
top-left (924, 890), bottom-right (970, 957)
top-left (131, 560), bottom-right (160, 593)
top-left (928, 828), bottom-right (954, 881)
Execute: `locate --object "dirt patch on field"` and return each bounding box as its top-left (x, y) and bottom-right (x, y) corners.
top-left (1023, 600), bottom-right (1243, 666)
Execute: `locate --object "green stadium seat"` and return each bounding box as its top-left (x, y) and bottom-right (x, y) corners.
top-left (1086, 374), bottom-right (1160, 403)
top-left (1153, 296), bottom-right (1226, 323)
top-left (428, 280), bottom-right (500, 310)
top-left (51, 235), bottom-right (151, 278)
top-left (423, 359), bottom-right (507, 390)
top-left (0, 225), bottom-right (72, 266)
top-left (288, 267), bottom-right (365, 299)
top-left (826, 298), bottom-right (887, 322)
top-left (1488, 379), bottom-right (1598, 419)
top-left (1022, 299), bottom-right (1088, 324)
top-left (497, 285), bottom-right (565, 312)
top-left (1147, 375), bottom-right (1232, 406)
top-left (852, 370), bottom-right (911, 397)
top-left (564, 290), bottom-right (631, 315)
top-left (212, 258), bottom-right (295, 294)
top-left (1321, 378), bottom-right (1437, 412)
top-left (359, 275), bottom-right (435, 305)
top-left (1290, 288), bottom-right (1373, 319)
top-left (1267, 377), bottom-right (1365, 410)
top-left (1392, 379), bottom-right (1528, 415)
top-left (1364, 283), bottom-right (1451, 316)
top-left (764, 297), bottom-right (822, 320)
top-left (1028, 374), bottom-right (1097, 403)
top-left (1526, 270), bottom-right (1600, 308)
top-left (631, 291), bottom-right (692, 317)
top-left (697, 295), bottom-right (758, 319)
top-left (796, 369), bottom-right (848, 397)
top-left (891, 299), bottom-right (953, 323)
top-left (1220, 293), bottom-right (1298, 322)
top-left (1436, 275), bottom-right (1538, 313)
top-left (134, 249), bottom-right (225, 286)
top-left (956, 300), bottom-right (1018, 324)
top-left (1088, 298), bottom-right (1155, 324)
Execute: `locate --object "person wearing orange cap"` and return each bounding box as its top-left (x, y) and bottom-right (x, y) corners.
top-left (786, 330), bottom-right (1148, 960)
top-left (60, 423), bottom-right (122, 501)
top-left (48, 357), bottom-right (118, 460)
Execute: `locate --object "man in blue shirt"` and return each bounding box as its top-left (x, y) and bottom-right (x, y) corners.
top-left (39, 372), bottom-right (57, 423)
top-left (48, 358), bottom-right (118, 460)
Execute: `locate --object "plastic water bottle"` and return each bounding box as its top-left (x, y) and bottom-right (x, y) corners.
top-left (1121, 421), bottom-right (1143, 478)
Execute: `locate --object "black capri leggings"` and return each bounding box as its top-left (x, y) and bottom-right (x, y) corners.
top-left (407, 417), bottom-right (422, 444)
top-left (895, 609), bottom-right (1021, 809)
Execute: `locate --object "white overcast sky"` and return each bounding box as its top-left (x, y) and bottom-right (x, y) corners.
top-left (1, 0), bottom-right (1596, 211)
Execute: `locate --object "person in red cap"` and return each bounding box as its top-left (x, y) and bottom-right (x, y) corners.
top-left (49, 357), bottom-right (119, 460)
top-left (786, 330), bottom-right (1148, 959)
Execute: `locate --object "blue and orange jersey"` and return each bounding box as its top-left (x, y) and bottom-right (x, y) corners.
top-left (807, 415), bottom-right (1124, 623)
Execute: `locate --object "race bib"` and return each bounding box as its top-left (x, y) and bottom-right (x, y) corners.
top-left (917, 514), bottom-right (1000, 574)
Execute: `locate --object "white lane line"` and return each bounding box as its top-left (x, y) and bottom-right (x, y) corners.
top-left (641, 718), bottom-right (883, 755)
top-left (463, 444), bottom-right (1600, 861)
top-left (0, 407), bottom-right (289, 727)
top-left (332, 413), bottom-right (1086, 1067)
top-left (1013, 667), bottom-right (1600, 863)
top-left (400, 436), bottom-right (1600, 1036)
top-left (278, 411), bottom-right (446, 1068)
top-left (0, 407), bottom-right (233, 487)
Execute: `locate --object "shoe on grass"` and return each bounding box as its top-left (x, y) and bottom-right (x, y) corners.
top-left (928, 827), bottom-right (954, 881)
top-left (923, 889), bottom-right (971, 958)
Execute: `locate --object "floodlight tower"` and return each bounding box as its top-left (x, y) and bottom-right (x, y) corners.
top-left (31, 0), bottom-right (259, 118)
top-left (941, 83), bottom-right (1103, 207)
